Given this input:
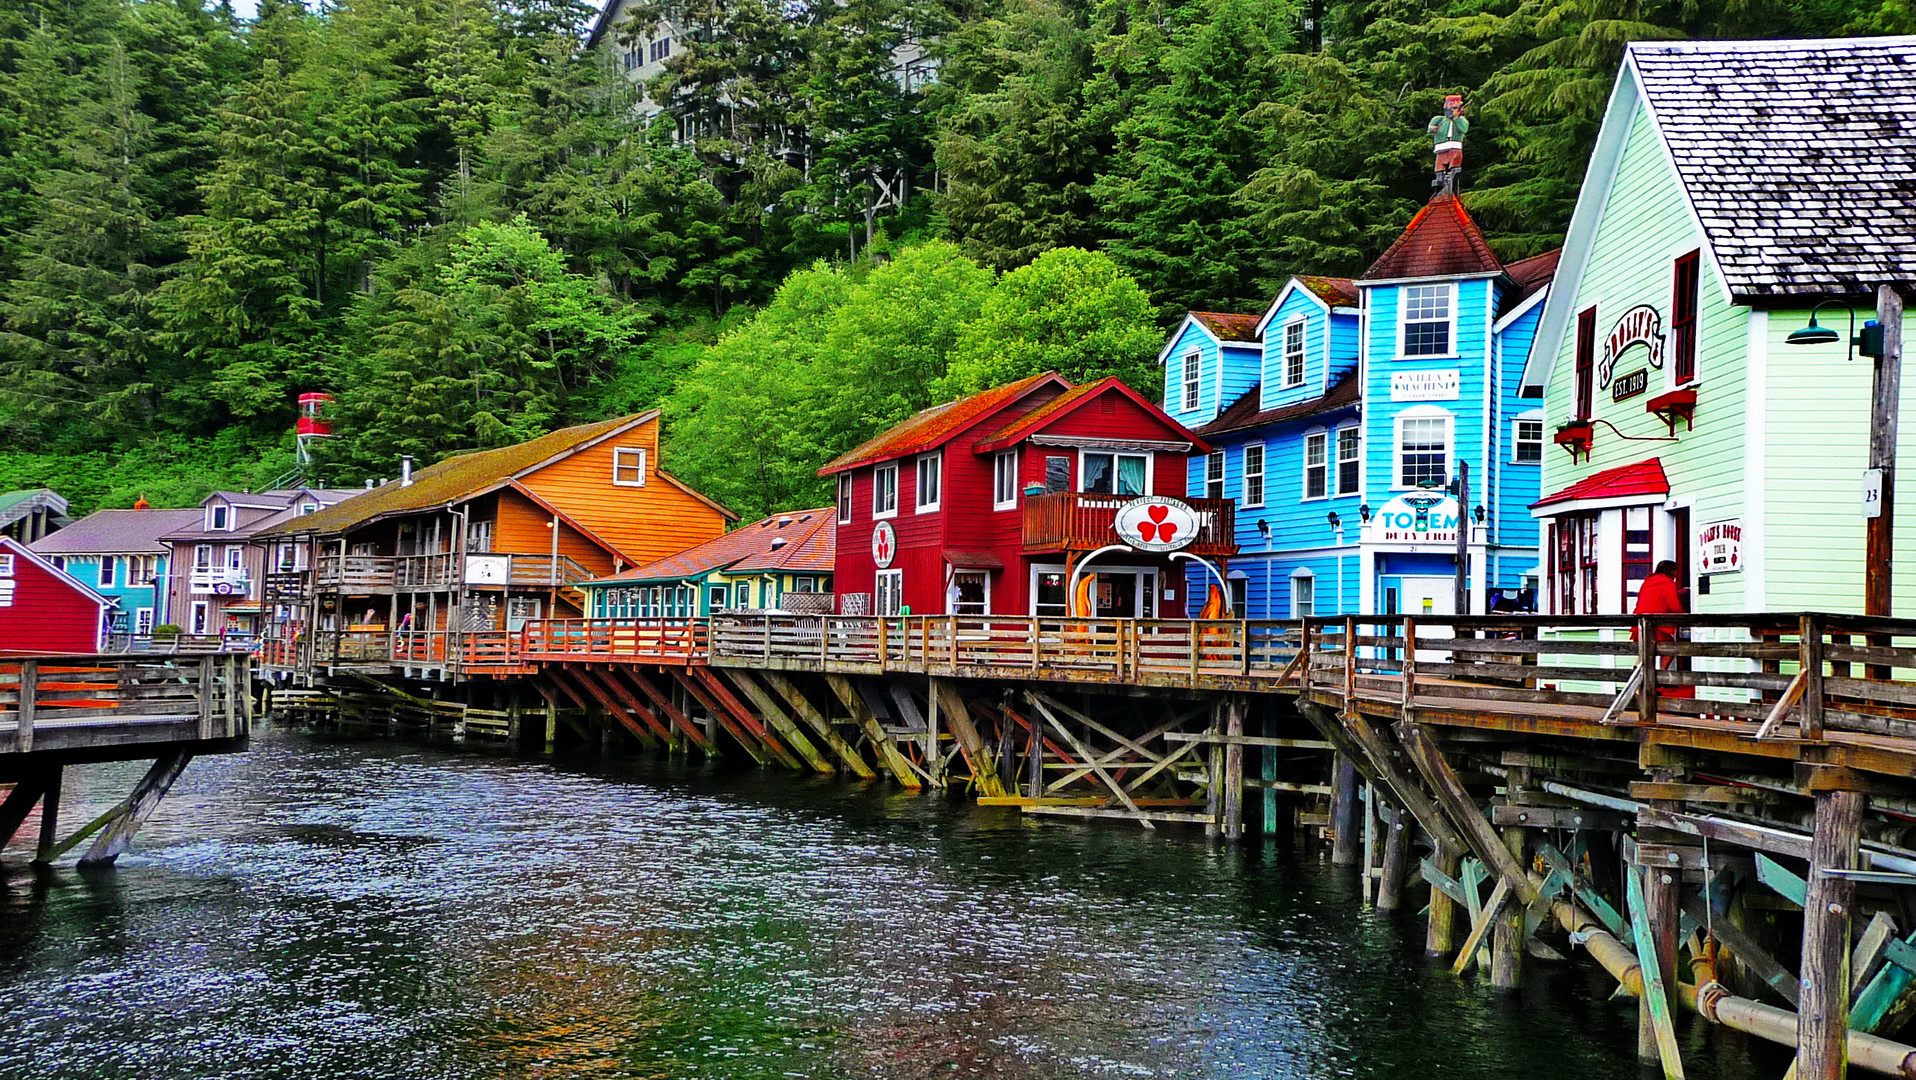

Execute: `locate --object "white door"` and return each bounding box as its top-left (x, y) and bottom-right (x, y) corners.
top-left (1399, 576), bottom-right (1455, 663)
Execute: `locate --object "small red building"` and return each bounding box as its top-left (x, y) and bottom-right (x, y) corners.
top-left (0, 536), bottom-right (110, 653)
top-left (820, 374), bottom-right (1232, 618)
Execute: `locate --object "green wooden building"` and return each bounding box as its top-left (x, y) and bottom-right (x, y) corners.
top-left (578, 508), bottom-right (835, 618)
top-left (1525, 36), bottom-right (1916, 618)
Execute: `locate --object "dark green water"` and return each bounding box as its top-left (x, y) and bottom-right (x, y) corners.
top-left (0, 727), bottom-right (1788, 1079)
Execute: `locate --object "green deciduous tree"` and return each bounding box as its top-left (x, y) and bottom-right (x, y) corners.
top-left (943, 246), bottom-right (1163, 395)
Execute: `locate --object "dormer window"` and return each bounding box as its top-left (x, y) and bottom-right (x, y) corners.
top-left (207, 503), bottom-right (230, 531)
top-left (1283, 321), bottom-right (1306, 386)
top-left (300, 502), bottom-right (318, 515)
top-left (612, 447), bottom-right (647, 487)
top-left (1401, 283), bottom-right (1454, 357)
top-left (1181, 351), bottom-right (1201, 411)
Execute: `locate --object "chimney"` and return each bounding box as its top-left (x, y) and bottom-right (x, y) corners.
top-left (365, 479), bottom-right (375, 489)
top-left (400, 455), bottom-right (414, 487)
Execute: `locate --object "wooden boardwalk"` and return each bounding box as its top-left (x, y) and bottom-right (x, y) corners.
top-left (0, 652), bottom-right (250, 865)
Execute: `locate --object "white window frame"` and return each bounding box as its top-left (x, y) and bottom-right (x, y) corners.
top-left (1394, 405), bottom-right (1454, 490)
top-left (915, 452), bottom-right (942, 513)
top-left (0, 554), bottom-right (14, 576)
top-left (135, 607), bottom-right (154, 635)
top-left (1204, 451), bottom-right (1225, 500)
top-left (611, 447), bottom-right (648, 487)
top-left (300, 502), bottom-right (318, 515)
top-left (1242, 443), bottom-right (1267, 508)
top-left (837, 474), bottom-right (854, 523)
top-left (1291, 570), bottom-right (1316, 618)
top-left (194, 544), bottom-right (214, 569)
top-left (1399, 282), bottom-right (1457, 358)
top-left (224, 545), bottom-right (245, 571)
top-left (1335, 420), bottom-right (1362, 496)
top-left (872, 463), bottom-right (899, 519)
top-left (949, 570), bottom-right (991, 616)
top-left (207, 502), bottom-right (230, 531)
top-left (1512, 410), bottom-right (1545, 464)
top-left (1283, 320), bottom-right (1306, 387)
top-left (190, 601), bottom-right (210, 634)
top-left (735, 581), bottom-right (752, 609)
top-left (708, 584), bottom-right (728, 612)
top-left (1078, 450), bottom-right (1153, 497)
top-left (99, 556), bottom-right (117, 588)
top-left (1302, 429), bottom-right (1328, 501)
top-left (1181, 351), bottom-right (1201, 412)
top-left (993, 450), bottom-right (1019, 510)
top-left (875, 569), bottom-right (904, 616)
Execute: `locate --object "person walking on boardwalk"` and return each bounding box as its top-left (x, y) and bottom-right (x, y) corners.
top-left (1633, 560), bottom-right (1694, 699)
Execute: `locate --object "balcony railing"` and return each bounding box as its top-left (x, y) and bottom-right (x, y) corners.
top-left (189, 568), bottom-right (252, 596)
top-left (315, 554), bottom-right (397, 591)
top-left (395, 552), bottom-right (458, 589)
top-left (1021, 493), bottom-right (1237, 556)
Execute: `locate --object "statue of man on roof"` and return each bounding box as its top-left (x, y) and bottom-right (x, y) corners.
top-left (1428, 95), bottom-right (1467, 189)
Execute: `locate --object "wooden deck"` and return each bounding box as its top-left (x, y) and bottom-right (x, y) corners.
top-left (479, 610), bottom-right (1916, 780)
top-left (0, 652), bottom-right (251, 765)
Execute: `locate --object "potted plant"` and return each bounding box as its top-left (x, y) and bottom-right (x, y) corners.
top-left (150, 623), bottom-right (183, 651)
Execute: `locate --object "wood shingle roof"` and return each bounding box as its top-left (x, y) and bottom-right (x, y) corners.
top-left (1631, 37), bottom-right (1916, 299)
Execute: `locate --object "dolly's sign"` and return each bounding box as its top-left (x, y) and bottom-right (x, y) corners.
top-left (1114, 496), bottom-right (1200, 553)
top-left (1699, 519), bottom-right (1742, 573)
top-left (1600, 304), bottom-right (1665, 389)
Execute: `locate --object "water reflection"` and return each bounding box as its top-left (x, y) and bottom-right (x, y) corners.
top-left (0, 727), bottom-right (1786, 1080)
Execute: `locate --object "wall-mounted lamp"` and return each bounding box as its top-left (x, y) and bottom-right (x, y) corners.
top-left (1326, 511), bottom-right (1341, 530)
top-left (1785, 300), bottom-right (1886, 360)
top-left (1256, 518), bottom-right (1271, 537)
top-left (1358, 504), bottom-right (1372, 523)
top-left (1473, 505), bottom-right (1487, 524)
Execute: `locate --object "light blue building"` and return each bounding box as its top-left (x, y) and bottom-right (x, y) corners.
top-left (1160, 189), bottom-right (1558, 619)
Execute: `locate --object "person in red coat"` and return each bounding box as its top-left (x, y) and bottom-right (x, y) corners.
top-left (1634, 560), bottom-right (1693, 699)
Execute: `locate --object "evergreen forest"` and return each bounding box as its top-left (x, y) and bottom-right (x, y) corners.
top-left (1, 0), bottom-right (1908, 519)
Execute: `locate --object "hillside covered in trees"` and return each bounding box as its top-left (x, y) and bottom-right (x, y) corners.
top-left (1, 0), bottom-right (1907, 518)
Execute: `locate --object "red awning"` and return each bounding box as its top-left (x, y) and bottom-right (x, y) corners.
top-left (944, 549), bottom-right (1005, 570)
top-left (1531, 457), bottom-right (1670, 511)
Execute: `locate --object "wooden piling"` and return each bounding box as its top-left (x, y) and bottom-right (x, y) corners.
top-left (1221, 696), bottom-right (1246, 841)
top-left (33, 766), bottom-right (61, 865)
top-left (1800, 783), bottom-right (1867, 1080)
top-left (1491, 825), bottom-right (1525, 990)
top-left (1376, 803), bottom-right (1411, 912)
top-left (1330, 754), bottom-right (1360, 865)
top-left (79, 750), bottom-right (193, 868)
top-left (1427, 842), bottom-right (1461, 957)
top-left (1639, 858), bottom-right (1683, 1067)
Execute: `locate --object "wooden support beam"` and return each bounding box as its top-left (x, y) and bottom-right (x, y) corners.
top-left (33, 766), bottom-right (61, 865)
top-left (1426, 841), bottom-right (1463, 957)
top-left (1376, 805), bottom-right (1411, 912)
top-left (588, 666), bottom-right (676, 745)
top-left (573, 666), bottom-right (665, 748)
top-left (1394, 720), bottom-right (1539, 905)
top-left (1297, 702), bottom-right (1472, 874)
top-left (826, 675), bottom-right (922, 788)
top-left (1452, 876), bottom-right (1512, 975)
top-left (760, 672), bottom-right (876, 779)
top-left (724, 669), bottom-right (833, 774)
top-left (1330, 754), bottom-right (1360, 865)
top-left (1027, 693), bottom-right (1153, 830)
top-left (1221, 696), bottom-right (1246, 841)
top-left (0, 775), bottom-right (49, 849)
top-left (619, 668), bottom-right (717, 755)
top-left (1799, 788), bottom-right (1866, 1080)
top-left (79, 750), bottom-right (193, 868)
top-left (1628, 866), bottom-right (1687, 1079)
top-left (688, 667), bottom-right (803, 770)
top-left (931, 679), bottom-right (1007, 798)
top-left (670, 669), bottom-right (779, 768)
top-left (1492, 825), bottom-right (1526, 990)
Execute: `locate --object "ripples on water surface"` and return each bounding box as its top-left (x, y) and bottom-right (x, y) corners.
top-left (0, 726), bottom-right (1787, 1079)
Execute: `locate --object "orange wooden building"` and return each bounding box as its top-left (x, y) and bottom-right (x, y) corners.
top-left (258, 412), bottom-right (734, 676)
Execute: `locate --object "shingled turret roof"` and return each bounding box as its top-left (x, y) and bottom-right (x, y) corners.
top-left (1629, 37), bottom-right (1916, 299)
top-left (1360, 190), bottom-right (1504, 281)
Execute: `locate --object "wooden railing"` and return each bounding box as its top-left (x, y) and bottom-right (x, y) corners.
top-left (315, 554), bottom-right (396, 591)
top-left (0, 653), bottom-right (249, 752)
top-left (1021, 492), bottom-right (1237, 555)
top-left (503, 611), bottom-right (1916, 746)
top-left (394, 553), bottom-right (457, 589)
top-left (100, 632), bottom-right (256, 654)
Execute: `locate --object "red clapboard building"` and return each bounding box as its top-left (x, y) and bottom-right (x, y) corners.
top-left (0, 535), bottom-right (110, 654)
top-left (820, 373), bottom-right (1232, 618)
